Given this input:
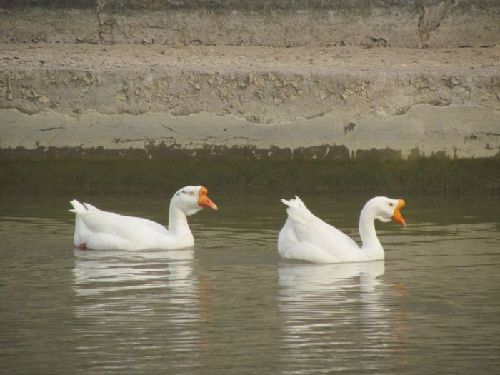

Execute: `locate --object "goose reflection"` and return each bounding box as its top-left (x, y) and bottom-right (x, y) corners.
top-left (73, 249), bottom-right (195, 296)
top-left (279, 261), bottom-right (385, 293)
top-left (279, 261), bottom-right (392, 373)
top-left (72, 249), bottom-right (201, 373)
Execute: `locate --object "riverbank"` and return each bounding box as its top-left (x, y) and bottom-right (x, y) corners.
top-left (1, 43), bottom-right (499, 160)
top-left (1, 1), bottom-right (499, 195)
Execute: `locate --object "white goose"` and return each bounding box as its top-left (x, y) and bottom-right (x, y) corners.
top-left (278, 196), bottom-right (405, 263)
top-left (70, 186), bottom-right (217, 251)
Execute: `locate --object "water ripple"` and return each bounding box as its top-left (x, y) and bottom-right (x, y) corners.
top-left (1, 196), bottom-right (499, 374)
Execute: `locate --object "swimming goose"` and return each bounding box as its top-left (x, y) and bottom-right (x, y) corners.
top-left (278, 196), bottom-right (405, 263)
top-left (70, 186), bottom-right (217, 251)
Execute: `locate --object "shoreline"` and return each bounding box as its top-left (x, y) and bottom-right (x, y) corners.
top-left (1, 44), bottom-right (499, 160)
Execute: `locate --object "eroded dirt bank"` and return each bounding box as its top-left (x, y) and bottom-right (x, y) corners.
top-left (1, 44), bottom-right (499, 160)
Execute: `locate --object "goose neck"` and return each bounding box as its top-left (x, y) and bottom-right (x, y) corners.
top-left (359, 206), bottom-right (382, 251)
top-left (168, 201), bottom-right (191, 235)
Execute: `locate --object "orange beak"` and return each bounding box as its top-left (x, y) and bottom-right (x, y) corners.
top-left (198, 186), bottom-right (218, 210)
top-left (391, 199), bottom-right (406, 227)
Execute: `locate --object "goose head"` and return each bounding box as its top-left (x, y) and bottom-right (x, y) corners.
top-left (171, 186), bottom-right (218, 216)
top-left (365, 196), bottom-right (406, 226)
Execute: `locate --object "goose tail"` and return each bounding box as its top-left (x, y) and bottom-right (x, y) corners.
top-left (69, 199), bottom-right (86, 214)
top-left (281, 196), bottom-right (310, 215)
top-left (69, 199), bottom-right (100, 214)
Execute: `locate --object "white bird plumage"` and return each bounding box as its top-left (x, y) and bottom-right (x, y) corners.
top-left (70, 185), bottom-right (217, 251)
top-left (278, 196), bottom-right (406, 263)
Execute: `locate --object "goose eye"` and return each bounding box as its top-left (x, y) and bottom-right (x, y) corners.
top-left (389, 202), bottom-right (394, 207)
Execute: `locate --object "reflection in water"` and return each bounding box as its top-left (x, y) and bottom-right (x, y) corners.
top-left (279, 261), bottom-right (405, 374)
top-left (73, 248), bottom-right (194, 296)
top-left (72, 249), bottom-right (201, 373)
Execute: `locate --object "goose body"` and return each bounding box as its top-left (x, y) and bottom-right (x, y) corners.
top-left (70, 186), bottom-right (217, 251)
top-left (278, 196), bottom-right (405, 263)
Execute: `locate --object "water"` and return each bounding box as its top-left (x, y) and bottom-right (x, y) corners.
top-left (1, 193), bottom-right (499, 374)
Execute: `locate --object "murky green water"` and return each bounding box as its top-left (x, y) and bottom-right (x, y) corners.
top-left (1, 193), bottom-right (499, 374)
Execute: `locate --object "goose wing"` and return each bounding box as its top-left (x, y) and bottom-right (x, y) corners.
top-left (70, 200), bottom-right (168, 249)
top-left (279, 197), bottom-right (359, 260)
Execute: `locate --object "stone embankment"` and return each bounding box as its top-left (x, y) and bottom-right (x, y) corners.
top-left (0, 0), bottom-right (499, 162)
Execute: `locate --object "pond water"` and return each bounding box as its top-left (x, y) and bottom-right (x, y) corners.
top-left (1, 193), bottom-right (499, 374)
